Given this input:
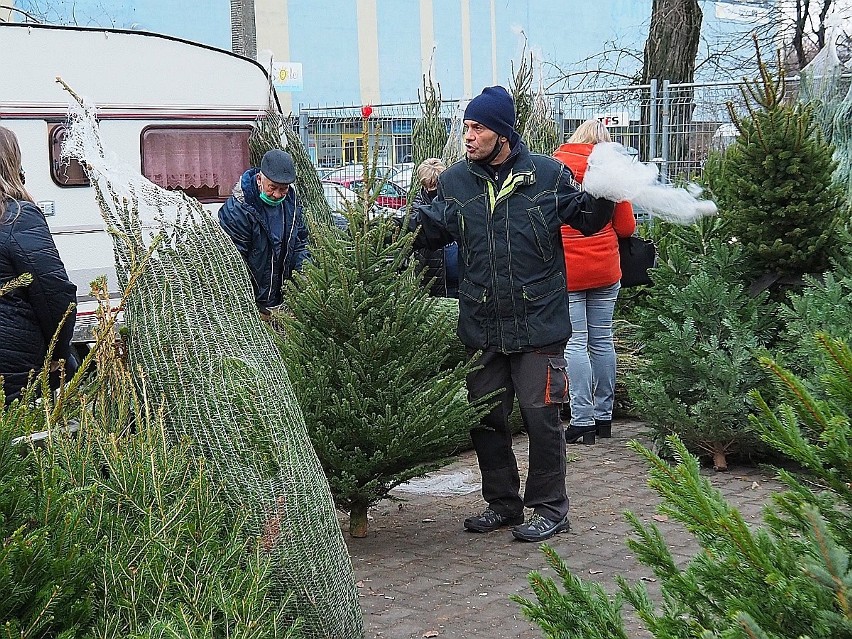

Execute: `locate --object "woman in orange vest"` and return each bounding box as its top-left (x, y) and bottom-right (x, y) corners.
top-left (553, 120), bottom-right (636, 444)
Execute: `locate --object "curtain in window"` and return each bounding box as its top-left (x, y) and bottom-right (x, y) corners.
top-left (142, 128), bottom-right (251, 198)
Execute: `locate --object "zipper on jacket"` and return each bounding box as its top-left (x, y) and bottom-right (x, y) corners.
top-left (266, 190), bottom-right (299, 305)
top-left (484, 179), bottom-right (504, 351)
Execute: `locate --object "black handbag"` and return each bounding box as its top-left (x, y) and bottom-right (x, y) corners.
top-left (619, 236), bottom-right (657, 288)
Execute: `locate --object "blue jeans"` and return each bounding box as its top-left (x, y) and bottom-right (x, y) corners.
top-left (564, 282), bottom-right (620, 427)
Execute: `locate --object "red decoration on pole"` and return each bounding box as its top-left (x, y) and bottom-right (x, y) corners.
top-left (361, 105), bottom-right (373, 119)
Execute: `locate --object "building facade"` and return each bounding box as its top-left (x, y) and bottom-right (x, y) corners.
top-left (10, 0), bottom-right (767, 114)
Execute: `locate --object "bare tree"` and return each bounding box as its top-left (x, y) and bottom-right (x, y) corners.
top-left (642, 0), bottom-right (703, 84)
top-left (3, 0), bottom-right (132, 27)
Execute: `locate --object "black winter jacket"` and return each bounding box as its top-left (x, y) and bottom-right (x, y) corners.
top-left (414, 142), bottom-right (613, 353)
top-left (0, 200), bottom-right (77, 403)
top-left (218, 168), bottom-right (310, 308)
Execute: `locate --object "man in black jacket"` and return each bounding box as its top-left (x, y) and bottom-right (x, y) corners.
top-left (412, 86), bottom-right (614, 542)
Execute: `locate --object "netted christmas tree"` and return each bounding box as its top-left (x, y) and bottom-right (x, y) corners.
top-left (512, 48), bottom-right (559, 155)
top-left (509, 47), bottom-right (535, 138)
top-left (707, 40), bottom-right (846, 281)
top-left (0, 287), bottom-right (299, 639)
top-left (831, 79), bottom-right (852, 203)
top-left (248, 102), bottom-right (334, 228)
top-left (59, 82), bottom-right (363, 638)
top-left (413, 73), bottom-right (449, 176)
top-left (514, 335), bottom-right (852, 638)
top-left (278, 120), bottom-right (485, 538)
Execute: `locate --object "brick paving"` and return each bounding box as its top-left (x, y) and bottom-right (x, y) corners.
top-left (344, 418), bottom-right (782, 639)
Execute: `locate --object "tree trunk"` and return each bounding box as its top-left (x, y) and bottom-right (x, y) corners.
top-left (640, 0), bottom-right (702, 163)
top-left (349, 503), bottom-right (369, 538)
top-left (711, 445), bottom-right (728, 472)
top-left (642, 0), bottom-right (702, 85)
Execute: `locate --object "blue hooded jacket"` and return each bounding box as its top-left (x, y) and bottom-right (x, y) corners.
top-left (218, 168), bottom-right (310, 308)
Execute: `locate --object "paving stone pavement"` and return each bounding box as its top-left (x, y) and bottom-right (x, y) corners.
top-left (343, 418), bottom-right (783, 639)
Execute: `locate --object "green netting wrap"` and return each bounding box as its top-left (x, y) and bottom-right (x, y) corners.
top-left (248, 106), bottom-right (335, 229)
top-left (522, 89), bottom-right (559, 155)
top-left (60, 87), bottom-right (363, 638)
top-left (797, 24), bottom-right (846, 145)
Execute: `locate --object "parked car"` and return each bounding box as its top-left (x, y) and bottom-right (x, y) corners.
top-left (321, 164), bottom-right (396, 182)
top-left (391, 164), bottom-right (416, 191)
top-left (327, 178), bottom-right (407, 209)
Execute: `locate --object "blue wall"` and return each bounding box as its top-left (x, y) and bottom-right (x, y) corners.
top-left (13, 0), bottom-right (763, 107)
top-left (15, 0), bottom-right (230, 49)
top-left (289, 0), bottom-right (360, 107)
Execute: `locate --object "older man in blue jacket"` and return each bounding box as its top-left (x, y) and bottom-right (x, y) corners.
top-left (219, 149), bottom-right (310, 315)
top-left (412, 86), bottom-right (615, 542)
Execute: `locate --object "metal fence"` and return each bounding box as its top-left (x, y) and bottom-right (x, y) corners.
top-left (297, 75), bottom-right (848, 186)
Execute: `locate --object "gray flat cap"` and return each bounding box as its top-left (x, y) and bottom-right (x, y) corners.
top-left (260, 149), bottom-right (296, 184)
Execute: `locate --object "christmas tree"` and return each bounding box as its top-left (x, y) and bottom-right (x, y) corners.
top-left (278, 121), bottom-right (484, 537)
top-left (627, 217), bottom-right (776, 469)
top-left (0, 296), bottom-right (297, 638)
top-left (514, 334), bottom-right (852, 638)
top-left (707, 40), bottom-right (845, 282)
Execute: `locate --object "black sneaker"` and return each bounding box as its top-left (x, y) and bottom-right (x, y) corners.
top-left (511, 513), bottom-right (571, 542)
top-left (463, 507), bottom-right (524, 533)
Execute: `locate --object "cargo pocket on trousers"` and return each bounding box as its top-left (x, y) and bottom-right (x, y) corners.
top-left (545, 356), bottom-right (569, 405)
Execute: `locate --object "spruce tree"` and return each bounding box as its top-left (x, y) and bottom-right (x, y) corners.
top-left (278, 122), bottom-right (484, 538)
top-left (707, 41), bottom-right (845, 281)
top-left (627, 216), bottom-right (776, 469)
top-left (779, 238), bottom-right (852, 381)
top-left (514, 334), bottom-right (852, 638)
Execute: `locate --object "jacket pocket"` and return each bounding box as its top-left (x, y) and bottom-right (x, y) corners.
top-left (458, 278), bottom-right (488, 346)
top-left (525, 206), bottom-right (553, 262)
top-left (522, 271), bottom-right (565, 302)
top-left (545, 356), bottom-right (569, 405)
top-left (522, 272), bottom-right (568, 348)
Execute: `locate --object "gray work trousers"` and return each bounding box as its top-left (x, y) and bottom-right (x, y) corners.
top-left (466, 343), bottom-right (570, 521)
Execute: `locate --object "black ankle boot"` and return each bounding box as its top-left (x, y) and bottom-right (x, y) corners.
top-left (595, 419), bottom-right (612, 438)
top-left (565, 424), bottom-right (596, 444)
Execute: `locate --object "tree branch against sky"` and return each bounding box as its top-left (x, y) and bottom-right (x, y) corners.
top-left (543, 0), bottom-right (851, 91)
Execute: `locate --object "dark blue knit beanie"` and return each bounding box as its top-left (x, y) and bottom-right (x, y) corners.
top-left (464, 86), bottom-right (517, 142)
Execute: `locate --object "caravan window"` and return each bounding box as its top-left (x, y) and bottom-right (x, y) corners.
top-left (141, 126), bottom-right (252, 202)
top-left (49, 125), bottom-right (90, 187)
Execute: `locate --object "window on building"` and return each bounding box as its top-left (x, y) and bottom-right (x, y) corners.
top-left (141, 126), bottom-right (252, 202)
top-left (49, 124), bottom-right (89, 187)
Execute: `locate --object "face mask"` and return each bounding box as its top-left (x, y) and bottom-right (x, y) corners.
top-left (259, 191), bottom-right (286, 206)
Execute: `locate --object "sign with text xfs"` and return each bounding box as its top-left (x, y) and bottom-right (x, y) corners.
top-left (273, 62), bottom-right (303, 92)
top-left (595, 112), bottom-right (630, 127)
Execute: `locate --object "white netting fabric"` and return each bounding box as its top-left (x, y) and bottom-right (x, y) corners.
top-left (798, 24), bottom-right (845, 144)
top-left (584, 142), bottom-right (717, 224)
top-left (60, 89), bottom-right (363, 638)
top-left (833, 81), bottom-right (852, 201)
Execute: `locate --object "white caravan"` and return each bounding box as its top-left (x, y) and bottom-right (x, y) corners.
top-left (0, 22), bottom-right (278, 346)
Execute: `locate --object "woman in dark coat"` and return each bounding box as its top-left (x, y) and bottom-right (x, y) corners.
top-left (0, 126), bottom-right (77, 405)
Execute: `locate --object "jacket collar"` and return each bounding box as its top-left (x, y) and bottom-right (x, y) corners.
top-left (232, 167), bottom-right (297, 238)
top-left (465, 140), bottom-right (535, 186)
